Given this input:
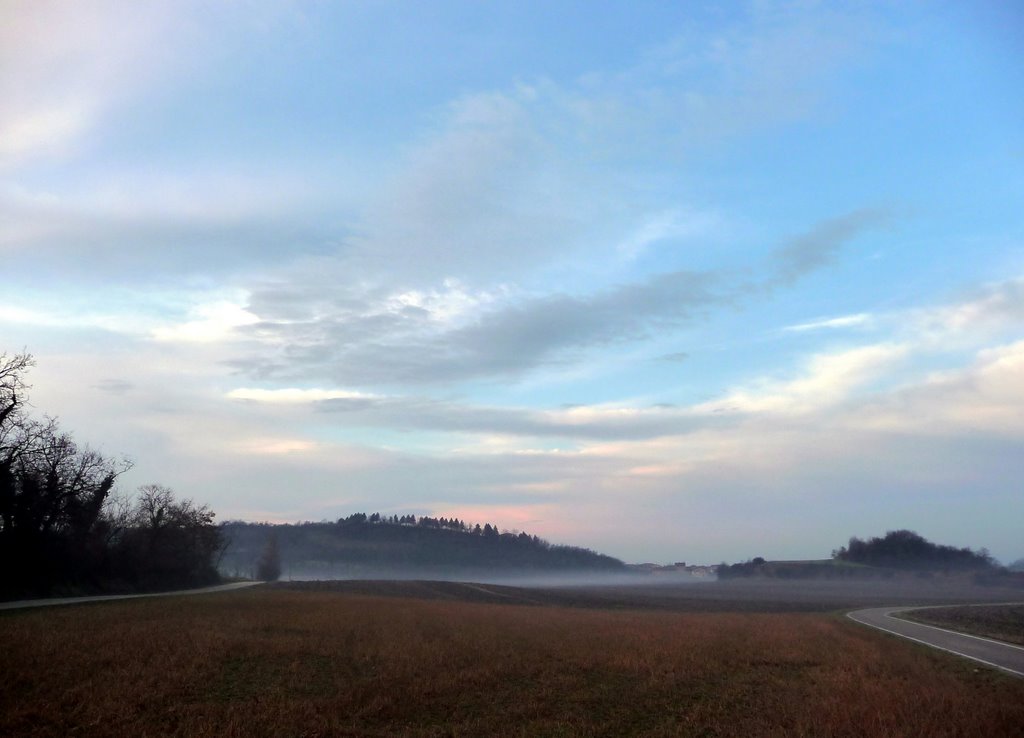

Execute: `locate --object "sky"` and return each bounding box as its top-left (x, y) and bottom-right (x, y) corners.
top-left (2, 1), bottom-right (1023, 565)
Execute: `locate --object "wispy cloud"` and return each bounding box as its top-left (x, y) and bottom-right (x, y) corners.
top-left (232, 268), bottom-right (725, 386)
top-left (771, 208), bottom-right (895, 285)
top-left (911, 278), bottom-right (1024, 341)
top-left (93, 379), bottom-right (134, 395)
top-left (230, 208), bottom-right (893, 387)
top-left (310, 394), bottom-right (730, 442)
top-left (229, 388), bottom-right (375, 404)
top-left (0, 1), bottom-right (186, 168)
top-left (152, 301), bottom-right (259, 344)
top-left (784, 313), bottom-right (872, 332)
top-left (696, 343), bottom-right (908, 416)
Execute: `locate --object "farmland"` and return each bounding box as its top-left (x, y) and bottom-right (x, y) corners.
top-left (3, 582), bottom-right (1024, 737)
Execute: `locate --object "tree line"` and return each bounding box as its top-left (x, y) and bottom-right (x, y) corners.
top-left (341, 511), bottom-right (519, 538)
top-left (0, 352), bottom-right (223, 599)
top-left (832, 529), bottom-right (996, 571)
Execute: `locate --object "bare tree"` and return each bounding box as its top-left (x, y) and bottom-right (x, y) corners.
top-left (0, 351), bottom-right (33, 429)
top-left (112, 484), bottom-right (224, 589)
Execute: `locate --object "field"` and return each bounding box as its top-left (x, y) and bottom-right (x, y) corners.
top-left (274, 575), bottom-right (1024, 612)
top-left (899, 603), bottom-right (1024, 646)
top-left (3, 582), bottom-right (1024, 737)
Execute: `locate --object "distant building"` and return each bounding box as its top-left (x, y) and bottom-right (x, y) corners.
top-left (625, 562), bottom-right (717, 577)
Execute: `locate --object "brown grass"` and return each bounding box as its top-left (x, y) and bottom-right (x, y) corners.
top-left (2, 588), bottom-right (1023, 737)
top-left (900, 603), bottom-right (1024, 646)
top-left (274, 576), bottom-right (1024, 612)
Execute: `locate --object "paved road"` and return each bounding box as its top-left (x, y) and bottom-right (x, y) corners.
top-left (847, 604), bottom-right (1024, 678)
top-left (0, 581), bottom-right (262, 611)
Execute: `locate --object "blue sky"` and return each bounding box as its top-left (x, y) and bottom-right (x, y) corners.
top-left (2, 1), bottom-right (1022, 564)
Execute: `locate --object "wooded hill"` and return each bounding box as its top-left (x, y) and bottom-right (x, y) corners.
top-left (832, 529), bottom-right (996, 570)
top-left (718, 529), bottom-right (1021, 584)
top-left (220, 513), bottom-right (625, 580)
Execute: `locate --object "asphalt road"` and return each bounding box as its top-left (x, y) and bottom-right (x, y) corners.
top-left (0, 581), bottom-right (262, 611)
top-left (847, 604), bottom-right (1024, 678)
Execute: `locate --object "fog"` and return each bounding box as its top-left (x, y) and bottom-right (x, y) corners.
top-left (268, 566), bottom-right (715, 589)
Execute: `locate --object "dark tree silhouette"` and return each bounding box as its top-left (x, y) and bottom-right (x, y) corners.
top-left (0, 353), bottom-right (130, 595)
top-left (109, 485), bottom-right (224, 589)
top-left (256, 533), bottom-right (282, 581)
top-left (833, 529), bottom-right (994, 571)
top-left (1, 351), bottom-right (224, 598)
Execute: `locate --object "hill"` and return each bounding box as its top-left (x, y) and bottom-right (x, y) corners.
top-left (832, 529), bottom-right (995, 571)
top-left (718, 529), bottom-right (1016, 583)
top-left (219, 513), bottom-right (625, 580)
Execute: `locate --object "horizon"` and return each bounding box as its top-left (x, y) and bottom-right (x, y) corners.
top-left (2, 2), bottom-right (1022, 565)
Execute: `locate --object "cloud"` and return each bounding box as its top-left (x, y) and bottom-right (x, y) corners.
top-left (554, 338), bottom-right (1024, 559)
top-left (0, 2), bottom-right (187, 169)
top-left (229, 438), bottom-right (319, 456)
top-left (0, 174), bottom-right (341, 282)
top-left (850, 339), bottom-right (1024, 438)
top-left (772, 208), bottom-right (895, 285)
top-left (910, 277), bottom-right (1024, 340)
top-left (0, 300), bottom-right (153, 335)
top-left (151, 300), bottom-right (260, 344)
top-left (696, 343), bottom-right (909, 416)
top-left (784, 313), bottom-right (872, 332)
top-left (324, 4), bottom-right (886, 284)
top-left (568, 3), bottom-right (881, 157)
top-left (93, 379), bottom-right (134, 395)
top-left (313, 394), bottom-right (734, 442)
top-left (346, 88), bottom-right (593, 283)
top-left (228, 388), bottom-right (375, 404)
top-left (293, 320), bottom-right (1024, 445)
top-left (775, 276), bottom-right (1024, 347)
top-left (615, 209), bottom-right (720, 261)
top-left (230, 206), bottom-right (893, 387)
top-left (233, 268), bottom-right (724, 386)
top-left (429, 270), bottom-right (720, 378)
top-left (0, 104), bottom-right (94, 165)
top-left (778, 275), bottom-right (1024, 343)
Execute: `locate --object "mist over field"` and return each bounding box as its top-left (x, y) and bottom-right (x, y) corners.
top-left (279, 567), bottom-right (706, 589)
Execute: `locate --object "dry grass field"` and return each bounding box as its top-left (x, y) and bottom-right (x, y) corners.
top-left (900, 603), bottom-right (1024, 646)
top-left (275, 576), bottom-right (1024, 612)
top-left (3, 585), bottom-right (1024, 737)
